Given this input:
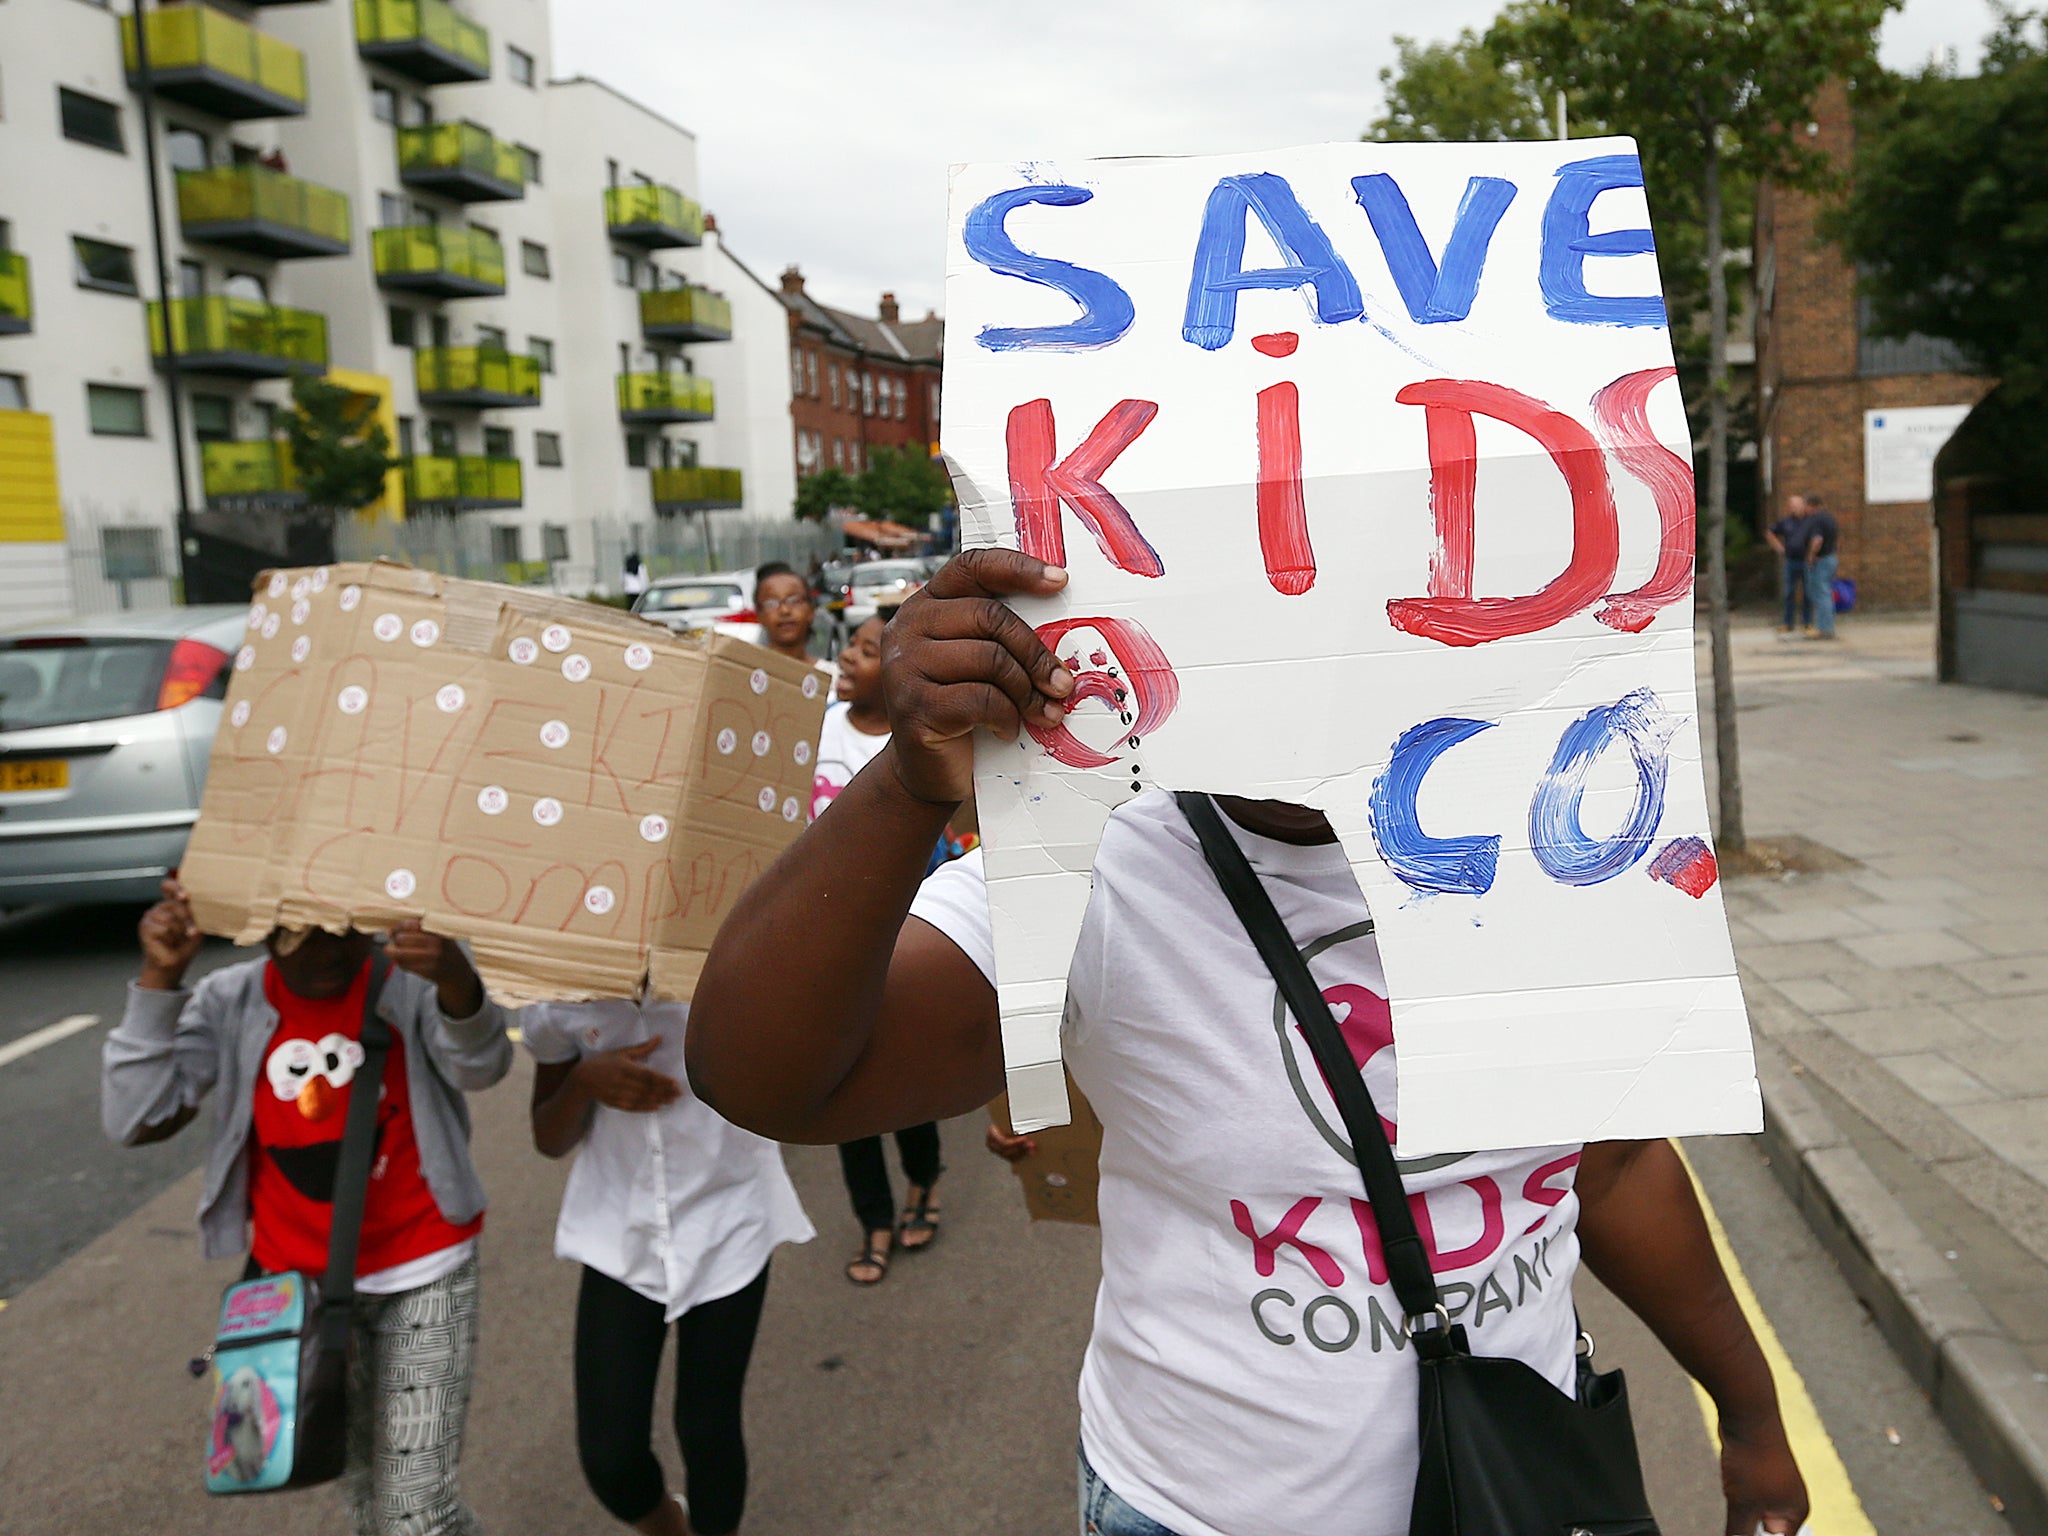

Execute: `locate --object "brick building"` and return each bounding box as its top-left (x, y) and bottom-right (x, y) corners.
top-left (1754, 80), bottom-right (1993, 609)
top-left (778, 267), bottom-right (943, 485)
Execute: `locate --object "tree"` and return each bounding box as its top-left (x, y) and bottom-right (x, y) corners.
top-left (1509, 0), bottom-right (1897, 853)
top-left (1831, 10), bottom-right (2048, 402)
top-left (852, 446), bottom-right (953, 526)
top-left (794, 467), bottom-right (856, 522)
top-left (1368, 19), bottom-right (1569, 142)
top-left (284, 374), bottom-right (396, 512)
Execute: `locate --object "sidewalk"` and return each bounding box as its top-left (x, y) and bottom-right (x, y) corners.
top-left (1707, 612), bottom-right (2048, 1527)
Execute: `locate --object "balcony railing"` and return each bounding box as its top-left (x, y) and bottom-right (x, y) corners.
top-left (202, 440), bottom-right (300, 502)
top-left (604, 183), bottom-right (704, 249)
top-left (372, 225), bottom-right (505, 298)
top-left (415, 347), bottom-right (540, 408)
top-left (618, 372), bottom-right (714, 424)
top-left (177, 165), bottom-right (351, 259)
top-left (123, 7), bottom-right (307, 120)
top-left (397, 121), bottom-right (524, 203)
top-left (652, 466), bottom-right (743, 511)
top-left (353, 0), bottom-right (490, 83)
top-left (639, 285), bottom-right (732, 343)
top-left (0, 252), bottom-right (30, 336)
top-left (403, 455), bottom-right (521, 510)
top-left (149, 296), bottom-right (328, 377)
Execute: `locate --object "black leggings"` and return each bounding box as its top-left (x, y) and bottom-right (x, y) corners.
top-left (837, 1123), bottom-right (943, 1236)
top-left (573, 1264), bottom-right (769, 1534)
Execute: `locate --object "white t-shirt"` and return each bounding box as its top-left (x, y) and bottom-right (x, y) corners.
top-left (810, 700), bottom-right (891, 822)
top-left (519, 998), bottom-right (815, 1320)
top-left (910, 797), bottom-right (1585, 1536)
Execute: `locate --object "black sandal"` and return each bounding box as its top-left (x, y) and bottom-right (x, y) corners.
top-left (898, 1187), bottom-right (941, 1252)
top-left (845, 1243), bottom-right (891, 1285)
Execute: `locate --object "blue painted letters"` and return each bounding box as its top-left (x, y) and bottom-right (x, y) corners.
top-left (1528, 689), bottom-right (1673, 885)
top-left (1538, 155), bottom-right (1665, 328)
top-left (1183, 173), bottom-right (1365, 350)
top-left (963, 185), bottom-right (1135, 352)
top-left (1370, 718), bottom-right (1501, 896)
top-left (1351, 174), bottom-right (1516, 324)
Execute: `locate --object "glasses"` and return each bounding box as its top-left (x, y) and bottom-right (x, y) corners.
top-left (757, 595), bottom-right (813, 614)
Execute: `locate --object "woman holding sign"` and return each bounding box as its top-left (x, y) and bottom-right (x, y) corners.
top-left (685, 550), bottom-right (1809, 1536)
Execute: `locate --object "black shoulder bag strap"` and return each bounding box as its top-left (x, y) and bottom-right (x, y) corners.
top-left (317, 952), bottom-right (393, 1346)
top-left (1175, 792), bottom-right (1443, 1329)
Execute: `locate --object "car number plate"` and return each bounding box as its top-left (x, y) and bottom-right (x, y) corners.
top-left (0, 758), bottom-right (67, 793)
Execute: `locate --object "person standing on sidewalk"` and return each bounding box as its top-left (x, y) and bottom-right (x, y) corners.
top-left (1802, 497), bottom-right (1842, 640)
top-left (812, 610), bottom-right (946, 1285)
top-left (520, 998), bottom-right (813, 1536)
top-left (103, 881), bottom-right (511, 1536)
top-left (685, 550), bottom-right (1811, 1536)
top-left (1765, 495), bottom-right (1812, 636)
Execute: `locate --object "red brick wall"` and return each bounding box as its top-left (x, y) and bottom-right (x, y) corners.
top-left (786, 321), bottom-right (940, 484)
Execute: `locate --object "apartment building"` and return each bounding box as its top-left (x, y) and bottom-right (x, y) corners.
top-left (0, 0), bottom-right (795, 624)
top-left (780, 266), bottom-right (944, 484)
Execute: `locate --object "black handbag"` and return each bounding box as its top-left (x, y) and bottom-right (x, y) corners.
top-left (203, 955), bottom-right (391, 1494)
top-left (1176, 793), bottom-right (1658, 1536)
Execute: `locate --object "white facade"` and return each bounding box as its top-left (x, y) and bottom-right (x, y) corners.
top-left (0, 0), bottom-right (795, 618)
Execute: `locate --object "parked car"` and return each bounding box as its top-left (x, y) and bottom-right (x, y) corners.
top-left (0, 606), bottom-right (246, 909)
top-left (630, 570), bottom-right (763, 644)
top-left (843, 559), bottom-right (932, 629)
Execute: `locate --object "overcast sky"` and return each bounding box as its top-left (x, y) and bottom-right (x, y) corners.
top-left (552, 0), bottom-right (2003, 321)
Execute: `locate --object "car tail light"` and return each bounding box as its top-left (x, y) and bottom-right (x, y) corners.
top-left (728, 607), bottom-right (757, 623)
top-left (158, 638), bottom-right (230, 711)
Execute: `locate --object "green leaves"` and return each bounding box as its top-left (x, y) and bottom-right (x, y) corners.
top-left (285, 374), bottom-right (396, 513)
top-left (794, 449), bottom-right (952, 527)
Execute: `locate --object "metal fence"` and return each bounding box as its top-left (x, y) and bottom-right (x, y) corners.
top-left (62, 503), bottom-right (179, 617)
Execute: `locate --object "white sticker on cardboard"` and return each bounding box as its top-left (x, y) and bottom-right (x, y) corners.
top-left (539, 719), bottom-right (570, 750)
top-left (757, 786), bottom-right (777, 813)
top-left (291, 599), bottom-right (310, 625)
top-left (410, 619), bottom-right (440, 648)
top-left (716, 728), bottom-right (737, 755)
top-left (261, 612), bottom-right (281, 641)
top-left (508, 636), bottom-right (538, 666)
top-left (235, 646), bottom-right (256, 672)
top-left (583, 885), bottom-right (616, 915)
top-left (436, 684), bottom-right (465, 713)
top-left (802, 674), bottom-right (820, 699)
top-left (291, 577), bottom-right (311, 602)
top-left (337, 685), bottom-right (368, 715)
top-left (291, 636), bottom-right (311, 664)
top-left (373, 613), bottom-right (402, 643)
top-left (749, 668), bottom-right (768, 695)
top-left (562, 653), bottom-right (591, 683)
top-left (624, 642), bottom-right (653, 672)
top-left (476, 784), bottom-right (509, 815)
top-left (265, 727), bottom-right (287, 755)
top-left (230, 700), bottom-right (251, 728)
top-left (339, 585), bottom-right (361, 612)
top-left (782, 797), bottom-right (800, 822)
top-left (794, 741), bottom-right (812, 766)
top-left (541, 623), bottom-right (572, 654)
top-left (247, 604), bottom-right (265, 631)
top-left (268, 573), bottom-right (287, 598)
top-left (311, 568), bottom-right (329, 593)
top-left (533, 796), bottom-right (564, 827)
top-left (385, 868), bottom-right (416, 900)
top-left (639, 813), bottom-right (670, 843)
top-left (751, 731), bottom-right (771, 757)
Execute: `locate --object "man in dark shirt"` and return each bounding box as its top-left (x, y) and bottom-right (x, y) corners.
top-left (1802, 498), bottom-right (1842, 639)
top-left (1764, 497), bottom-right (1811, 635)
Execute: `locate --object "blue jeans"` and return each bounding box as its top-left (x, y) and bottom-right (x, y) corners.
top-left (1806, 552), bottom-right (1839, 635)
top-left (1781, 558), bottom-right (1810, 630)
top-left (1079, 1447), bottom-right (1183, 1536)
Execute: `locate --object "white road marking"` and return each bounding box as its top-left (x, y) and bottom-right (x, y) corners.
top-left (0, 1013), bottom-right (102, 1069)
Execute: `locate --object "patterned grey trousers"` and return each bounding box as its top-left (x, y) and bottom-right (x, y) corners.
top-left (343, 1253), bottom-right (486, 1536)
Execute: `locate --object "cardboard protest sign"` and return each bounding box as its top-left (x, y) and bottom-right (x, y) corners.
top-left (182, 562), bottom-right (827, 1003)
top-left (944, 139), bottom-right (1759, 1155)
top-left (992, 1077), bottom-right (1104, 1226)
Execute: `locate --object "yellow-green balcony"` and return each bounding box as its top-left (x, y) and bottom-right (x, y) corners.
top-left (415, 347), bottom-right (540, 408)
top-left (619, 372), bottom-right (713, 425)
top-left (373, 225), bottom-right (504, 299)
top-left (639, 285), bottom-right (731, 344)
top-left (605, 184), bottom-right (704, 250)
top-left (150, 296), bottom-right (328, 378)
top-left (178, 165), bottom-right (350, 260)
top-left (123, 7), bottom-right (307, 121)
top-left (354, 0), bottom-right (489, 84)
top-left (397, 121), bottom-right (523, 204)
top-left (0, 252), bottom-right (30, 337)
top-left (652, 466), bottom-right (743, 511)
top-left (404, 455), bottom-right (521, 511)
top-left (202, 440), bottom-right (301, 505)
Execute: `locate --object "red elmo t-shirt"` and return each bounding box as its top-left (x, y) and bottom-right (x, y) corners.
top-left (248, 959), bottom-right (481, 1278)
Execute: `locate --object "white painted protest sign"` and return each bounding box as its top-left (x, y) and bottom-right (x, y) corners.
top-left (942, 139), bottom-right (1760, 1156)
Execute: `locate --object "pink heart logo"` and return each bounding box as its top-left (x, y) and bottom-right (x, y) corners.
top-left (1297, 983), bottom-right (1397, 1144)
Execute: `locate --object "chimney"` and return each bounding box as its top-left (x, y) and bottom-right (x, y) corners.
top-left (703, 210), bottom-right (719, 233)
top-left (780, 265), bottom-right (806, 296)
top-left (878, 291), bottom-right (900, 324)
top-left (923, 308), bottom-right (938, 323)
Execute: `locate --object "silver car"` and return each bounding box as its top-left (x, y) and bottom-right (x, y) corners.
top-left (0, 606), bottom-right (246, 908)
top-left (631, 570), bottom-right (763, 644)
top-left (843, 559), bottom-right (931, 629)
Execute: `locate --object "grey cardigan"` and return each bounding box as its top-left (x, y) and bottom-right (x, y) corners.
top-left (102, 957), bottom-right (513, 1261)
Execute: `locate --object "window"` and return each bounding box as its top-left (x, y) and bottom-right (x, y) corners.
top-left (165, 127), bottom-right (208, 173)
top-left (388, 306), bottom-right (417, 348)
top-left (929, 383), bottom-right (940, 423)
top-left (543, 524), bottom-right (569, 563)
top-left (177, 258), bottom-right (206, 300)
top-left (87, 383), bottom-right (146, 436)
top-left (895, 378), bottom-right (906, 420)
top-left (508, 46), bottom-right (536, 86)
top-left (521, 240), bottom-right (550, 279)
top-left (396, 416), bottom-right (416, 457)
top-left (483, 426), bottom-right (513, 459)
top-left (190, 393), bottom-right (233, 442)
top-left (612, 251), bottom-right (634, 288)
top-left (427, 419), bottom-right (458, 456)
top-left (831, 438), bottom-right (845, 469)
top-left (626, 433), bottom-right (649, 468)
top-left (618, 341), bottom-right (632, 374)
top-left (73, 236), bottom-right (138, 295)
top-left (862, 373), bottom-right (874, 416)
top-left (806, 352), bottom-right (818, 396)
top-left (829, 365), bottom-right (841, 409)
top-left (370, 83), bottom-right (398, 124)
top-left (516, 144), bottom-right (541, 184)
top-left (475, 324), bottom-right (507, 350)
top-left (0, 374), bottom-right (28, 412)
top-left (398, 94), bottom-right (433, 129)
top-left (606, 157), bottom-right (619, 187)
top-left (791, 347), bottom-right (803, 390)
top-left (528, 336), bottom-right (554, 373)
top-left (59, 87), bottom-right (123, 153)
top-left (491, 525), bottom-right (523, 564)
top-left (223, 271), bottom-right (267, 303)
top-left (534, 430), bottom-right (563, 467)
top-left (377, 192), bottom-right (406, 227)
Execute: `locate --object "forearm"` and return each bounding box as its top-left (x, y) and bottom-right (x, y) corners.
top-left (687, 744), bottom-right (953, 1135)
top-left (530, 1065), bottom-right (596, 1158)
top-left (1576, 1141), bottom-right (1781, 1434)
top-left (102, 982), bottom-right (208, 1145)
top-left (436, 971), bottom-right (485, 1023)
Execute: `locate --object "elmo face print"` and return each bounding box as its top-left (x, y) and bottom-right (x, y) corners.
top-left (266, 1033), bottom-right (367, 1123)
